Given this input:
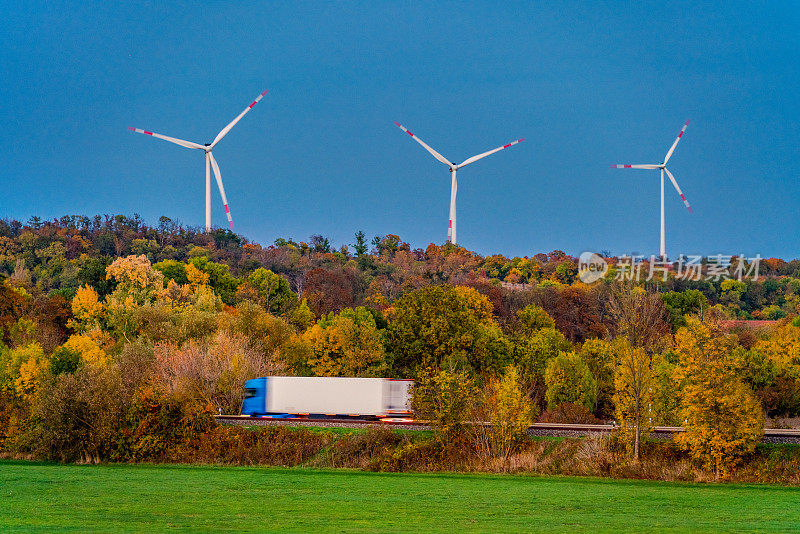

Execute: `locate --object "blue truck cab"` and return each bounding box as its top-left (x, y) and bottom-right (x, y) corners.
top-left (241, 377), bottom-right (267, 416)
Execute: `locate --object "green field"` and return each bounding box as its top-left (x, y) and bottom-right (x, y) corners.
top-left (2, 461), bottom-right (799, 532)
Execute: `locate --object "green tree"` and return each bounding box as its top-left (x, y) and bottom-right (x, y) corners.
top-left (544, 352), bottom-right (596, 410)
top-left (579, 338), bottom-right (615, 416)
top-left (386, 285), bottom-right (509, 376)
top-left (352, 230), bottom-right (368, 257)
top-left (511, 327), bottom-right (573, 397)
top-left (412, 367), bottom-right (477, 447)
top-left (247, 268), bottom-right (295, 314)
top-left (153, 259), bottom-right (188, 286)
top-left (514, 304), bottom-right (555, 337)
top-left (289, 299), bottom-right (316, 332)
top-left (189, 257), bottom-right (240, 305)
top-left (661, 290), bottom-right (708, 330)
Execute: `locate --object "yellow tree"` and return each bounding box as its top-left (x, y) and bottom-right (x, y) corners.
top-left (69, 285), bottom-right (104, 333)
top-left (753, 324), bottom-right (800, 378)
top-left (612, 338), bottom-right (653, 460)
top-left (478, 365), bottom-right (537, 465)
top-left (302, 307), bottom-right (387, 377)
top-left (104, 255), bottom-right (165, 341)
top-left (61, 334), bottom-right (108, 368)
top-left (674, 318), bottom-right (764, 479)
top-left (5, 343), bottom-right (47, 403)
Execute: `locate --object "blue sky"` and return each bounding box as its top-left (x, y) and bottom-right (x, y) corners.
top-left (1, 1), bottom-right (798, 259)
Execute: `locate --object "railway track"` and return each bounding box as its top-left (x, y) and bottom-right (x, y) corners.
top-left (215, 416), bottom-right (800, 443)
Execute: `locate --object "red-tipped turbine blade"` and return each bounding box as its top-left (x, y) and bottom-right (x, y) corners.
top-left (211, 89), bottom-right (269, 148)
top-left (394, 122), bottom-right (454, 168)
top-left (208, 152), bottom-right (234, 230)
top-left (664, 120), bottom-right (690, 164)
top-left (610, 164), bottom-right (660, 169)
top-left (128, 127), bottom-right (205, 150)
top-left (664, 167), bottom-right (692, 213)
top-left (458, 138), bottom-right (524, 168)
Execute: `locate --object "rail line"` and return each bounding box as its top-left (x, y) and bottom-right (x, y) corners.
top-left (215, 416), bottom-right (800, 443)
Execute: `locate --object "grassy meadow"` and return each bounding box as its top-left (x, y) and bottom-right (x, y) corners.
top-left (2, 461), bottom-right (800, 532)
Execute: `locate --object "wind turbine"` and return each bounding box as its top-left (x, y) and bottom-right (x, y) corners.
top-left (394, 122), bottom-right (523, 245)
top-left (611, 120), bottom-right (693, 259)
top-left (128, 89), bottom-right (268, 232)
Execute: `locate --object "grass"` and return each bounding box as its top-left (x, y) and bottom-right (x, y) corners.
top-left (2, 461), bottom-right (800, 532)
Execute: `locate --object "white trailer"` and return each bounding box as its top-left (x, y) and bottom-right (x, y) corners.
top-left (241, 376), bottom-right (412, 417)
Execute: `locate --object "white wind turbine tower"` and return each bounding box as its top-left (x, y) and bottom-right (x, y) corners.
top-left (128, 89), bottom-right (268, 232)
top-left (394, 122), bottom-right (524, 245)
top-left (611, 120), bottom-right (693, 259)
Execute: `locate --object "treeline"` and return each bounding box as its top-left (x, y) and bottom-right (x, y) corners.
top-left (1, 214), bottom-right (800, 479)
top-left (2, 214), bottom-right (800, 321)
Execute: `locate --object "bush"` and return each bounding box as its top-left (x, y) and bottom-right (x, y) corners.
top-left (31, 365), bottom-right (125, 462)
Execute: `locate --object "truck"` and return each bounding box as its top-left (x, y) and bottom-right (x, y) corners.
top-left (241, 376), bottom-right (413, 418)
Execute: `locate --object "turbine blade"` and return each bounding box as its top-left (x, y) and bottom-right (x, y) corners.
top-left (663, 120), bottom-right (690, 164)
top-left (208, 152), bottom-right (235, 230)
top-left (610, 164), bottom-right (660, 169)
top-left (211, 89), bottom-right (268, 148)
top-left (458, 138), bottom-right (524, 168)
top-left (664, 167), bottom-right (692, 213)
top-left (394, 122), bottom-right (453, 167)
top-left (128, 127), bottom-right (205, 150)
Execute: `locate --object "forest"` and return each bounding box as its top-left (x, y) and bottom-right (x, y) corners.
top-left (2, 213), bottom-right (800, 479)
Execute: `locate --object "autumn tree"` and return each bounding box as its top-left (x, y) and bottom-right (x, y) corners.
top-left (246, 267), bottom-right (296, 314)
top-left (533, 285), bottom-right (607, 342)
top-left (544, 352), bottom-right (596, 411)
top-left (411, 366), bottom-right (477, 447)
top-left (579, 338), bottom-right (616, 416)
top-left (69, 284), bottom-right (104, 333)
top-left (153, 330), bottom-right (280, 414)
top-left (386, 285), bottom-right (509, 376)
top-left (302, 268), bottom-right (355, 316)
top-left (474, 365), bottom-right (537, 465)
top-left (608, 285), bottom-right (669, 354)
top-left (302, 307), bottom-right (387, 377)
top-left (674, 318), bottom-right (765, 479)
top-left (612, 339), bottom-right (653, 459)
